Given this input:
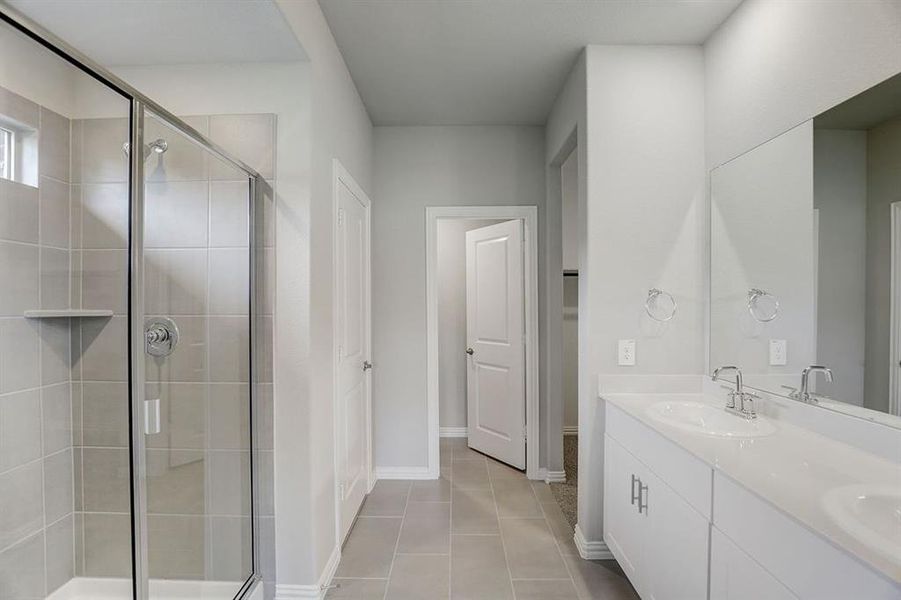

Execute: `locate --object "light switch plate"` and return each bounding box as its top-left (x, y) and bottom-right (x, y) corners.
top-left (769, 339), bottom-right (787, 366)
top-left (618, 339), bottom-right (636, 366)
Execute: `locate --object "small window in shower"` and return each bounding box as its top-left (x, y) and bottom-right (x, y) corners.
top-left (0, 126), bottom-right (12, 180)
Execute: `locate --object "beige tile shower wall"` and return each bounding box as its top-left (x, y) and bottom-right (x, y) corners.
top-left (70, 112), bottom-right (276, 584)
top-left (0, 85), bottom-right (75, 598)
top-left (69, 113), bottom-right (130, 582)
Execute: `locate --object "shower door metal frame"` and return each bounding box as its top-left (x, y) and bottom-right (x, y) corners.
top-left (0, 4), bottom-right (265, 599)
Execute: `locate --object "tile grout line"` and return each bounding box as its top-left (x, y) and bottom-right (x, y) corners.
top-left (487, 456), bottom-right (518, 600)
top-left (537, 484), bottom-right (583, 598)
top-left (380, 481), bottom-right (411, 600)
top-left (447, 442), bottom-right (452, 600)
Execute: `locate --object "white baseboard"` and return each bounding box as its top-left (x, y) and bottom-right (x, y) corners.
top-left (375, 466), bottom-right (434, 480)
top-left (563, 426), bottom-right (578, 436)
top-left (439, 426), bottom-right (467, 437)
top-left (544, 470), bottom-right (566, 483)
top-left (574, 524), bottom-right (613, 560)
top-left (275, 544), bottom-right (340, 599)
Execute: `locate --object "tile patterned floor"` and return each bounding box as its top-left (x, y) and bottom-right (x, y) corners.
top-left (327, 438), bottom-right (639, 599)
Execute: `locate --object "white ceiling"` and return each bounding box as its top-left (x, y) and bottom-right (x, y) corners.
top-left (320, 0), bottom-right (743, 125)
top-left (8, 0), bottom-right (307, 67)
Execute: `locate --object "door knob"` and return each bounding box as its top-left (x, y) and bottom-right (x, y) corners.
top-left (363, 361), bottom-right (373, 371)
top-left (466, 348), bottom-right (474, 356)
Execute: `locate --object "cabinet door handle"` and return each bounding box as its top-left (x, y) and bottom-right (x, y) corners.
top-left (638, 482), bottom-right (649, 514)
top-left (631, 474), bottom-right (640, 505)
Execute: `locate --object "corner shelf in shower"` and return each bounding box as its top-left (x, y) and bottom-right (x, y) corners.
top-left (24, 309), bottom-right (114, 318)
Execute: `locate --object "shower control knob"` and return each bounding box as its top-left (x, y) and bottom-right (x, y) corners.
top-left (145, 317), bottom-right (179, 357)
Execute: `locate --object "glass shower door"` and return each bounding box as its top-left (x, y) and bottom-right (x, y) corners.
top-left (138, 108), bottom-right (254, 599)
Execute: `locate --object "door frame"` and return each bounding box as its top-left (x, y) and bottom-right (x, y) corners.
top-left (890, 202), bottom-right (901, 416)
top-left (331, 159), bottom-right (374, 544)
top-left (425, 206), bottom-right (540, 479)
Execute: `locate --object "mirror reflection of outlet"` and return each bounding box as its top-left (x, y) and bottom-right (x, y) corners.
top-left (618, 339), bottom-right (636, 366)
top-left (769, 339), bottom-right (787, 366)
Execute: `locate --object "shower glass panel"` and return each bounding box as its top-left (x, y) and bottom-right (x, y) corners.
top-left (1, 8), bottom-right (263, 599)
top-left (0, 14), bottom-right (133, 599)
top-left (141, 109), bottom-right (254, 599)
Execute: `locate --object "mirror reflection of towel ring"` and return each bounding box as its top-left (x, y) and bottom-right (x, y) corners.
top-left (748, 288), bottom-right (779, 322)
top-left (646, 288), bottom-right (677, 322)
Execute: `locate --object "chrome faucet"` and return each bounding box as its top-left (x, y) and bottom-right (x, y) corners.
top-left (795, 365), bottom-right (834, 404)
top-left (712, 365), bottom-right (759, 419)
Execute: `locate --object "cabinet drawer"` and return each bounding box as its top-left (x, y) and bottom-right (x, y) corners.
top-left (607, 402), bottom-right (713, 518)
top-left (713, 472), bottom-right (901, 599)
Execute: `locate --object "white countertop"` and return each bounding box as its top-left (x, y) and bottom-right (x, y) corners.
top-left (601, 392), bottom-right (901, 585)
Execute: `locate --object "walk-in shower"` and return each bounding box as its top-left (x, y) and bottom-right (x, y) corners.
top-left (0, 5), bottom-right (271, 600)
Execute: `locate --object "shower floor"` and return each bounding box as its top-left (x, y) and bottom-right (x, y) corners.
top-left (46, 577), bottom-right (250, 600)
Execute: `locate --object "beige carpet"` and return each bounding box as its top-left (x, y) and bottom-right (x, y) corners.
top-left (549, 434), bottom-right (578, 529)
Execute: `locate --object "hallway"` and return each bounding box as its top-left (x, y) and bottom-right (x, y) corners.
top-left (328, 438), bottom-right (637, 599)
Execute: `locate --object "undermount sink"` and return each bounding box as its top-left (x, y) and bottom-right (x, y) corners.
top-left (822, 484), bottom-right (901, 563)
top-left (645, 400), bottom-right (777, 438)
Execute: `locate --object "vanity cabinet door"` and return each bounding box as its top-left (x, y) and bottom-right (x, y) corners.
top-left (604, 435), bottom-right (647, 591)
top-left (644, 468), bottom-right (710, 600)
top-left (710, 527), bottom-right (797, 600)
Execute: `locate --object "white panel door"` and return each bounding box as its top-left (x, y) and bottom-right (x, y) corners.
top-left (335, 166), bottom-right (371, 542)
top-left (465, 220), bottom-right (526, 468)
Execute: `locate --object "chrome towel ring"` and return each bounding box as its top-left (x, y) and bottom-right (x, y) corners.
top-left (646, 288), bottom-right (677, 322)
top-left (748, 288), bottom-right (779, 322)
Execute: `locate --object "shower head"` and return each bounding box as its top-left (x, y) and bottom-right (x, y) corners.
top-left (122, 138), bottom-right (168, 161)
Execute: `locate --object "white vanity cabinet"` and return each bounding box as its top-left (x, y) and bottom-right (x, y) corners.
top-left (604, 406), bottom-right (711, 600)
top-left (603, 399), bottom-right (901, 600)
top-left (710, 527), bottom-right (798, 600)
top-left (712, 472), bottom-right (901, 600)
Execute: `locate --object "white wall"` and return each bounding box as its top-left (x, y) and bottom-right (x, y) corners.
top-left (704, 0), bottom-right (901, 169)
top-left (0, 22), bottom-right (78, 117)
top-left (814, 129), bottom-right (868, 405)
top-left (372, 126), bottom-right (545, 469)
top-left (581, 45), bottom-right (706, 547)
top-left (273, 0), bottom-right (373, 589)
top-left (865, 117), bottom-right (901, 414)
top-left (437, 218), bottom-right (505, 429)
top-left (545, 45), bottom-right (706, 549)
top-left (544, 52), bottom-right (586, 481)
top-left (561, 150), bottom-right (578, 272)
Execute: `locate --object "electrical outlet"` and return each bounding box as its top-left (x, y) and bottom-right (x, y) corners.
top-left (769, 339), bottom-right (787, 366)
top-left (618, 339), bottom-right (636, 366)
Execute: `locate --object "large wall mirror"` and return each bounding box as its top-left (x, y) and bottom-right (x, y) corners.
top-left (710, 72), bottom-right (901, 429)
